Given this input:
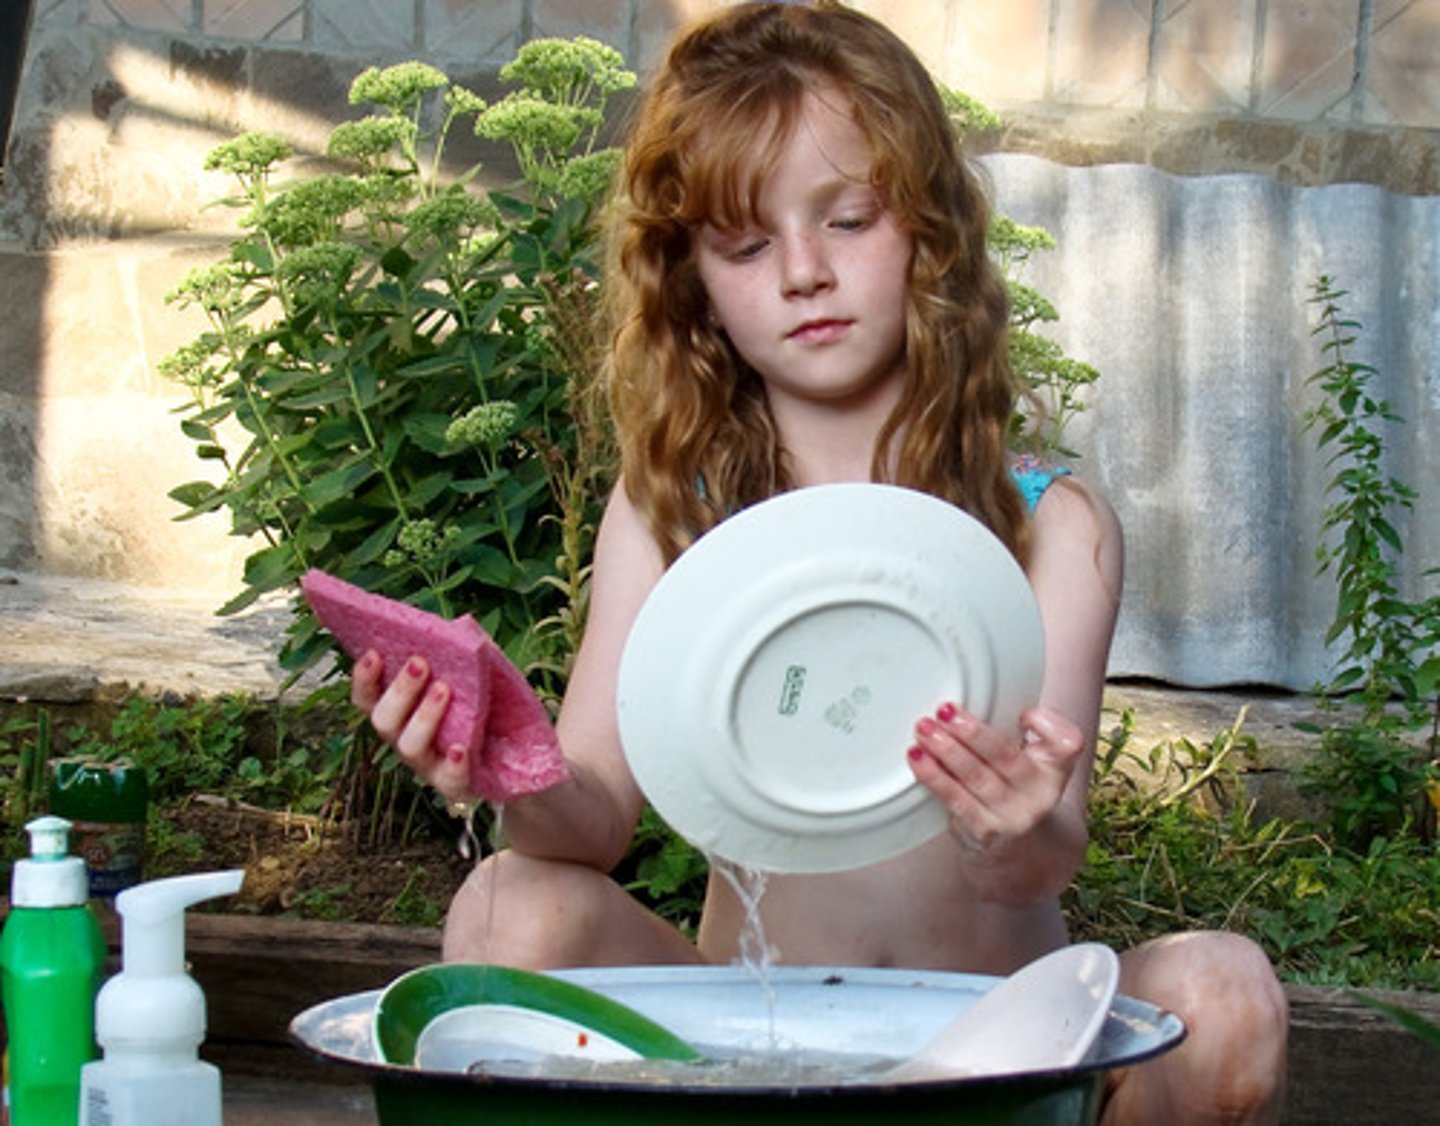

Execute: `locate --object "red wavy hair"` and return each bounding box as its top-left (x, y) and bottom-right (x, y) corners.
top-left (604, 0), bottom-right (1026, 564)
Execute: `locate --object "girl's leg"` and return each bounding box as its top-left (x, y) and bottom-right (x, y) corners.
top-left (440, 848), bottom-right (706, 968)
top-left (1104, 931), bottom-right (1288, 1125)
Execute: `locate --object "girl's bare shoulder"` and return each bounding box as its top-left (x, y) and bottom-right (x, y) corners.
top-left (1028, 472), bottom-right (1124, 593)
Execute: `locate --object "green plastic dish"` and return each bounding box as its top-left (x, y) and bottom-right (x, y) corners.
top-left (373, 964), bottom-right (702, 1069)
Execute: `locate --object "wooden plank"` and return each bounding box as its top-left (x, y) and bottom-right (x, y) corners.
top-left (1283, 985), bottom-right (1439, 1126)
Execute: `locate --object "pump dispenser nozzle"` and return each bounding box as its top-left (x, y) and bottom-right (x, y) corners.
top-left (80, 870), bottom-right (245, 1126)
top-left (116, 870), bottom-right (246, 977)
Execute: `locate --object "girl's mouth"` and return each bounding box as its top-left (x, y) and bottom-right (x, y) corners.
top-left (788, 319), bottom-right (852, 344)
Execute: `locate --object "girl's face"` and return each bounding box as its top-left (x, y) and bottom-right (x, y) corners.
top-left (693, 90), bottom-right (913, 423)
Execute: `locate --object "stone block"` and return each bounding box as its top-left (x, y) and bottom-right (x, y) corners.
top-left (532, 0), bottom-right (631, 55)
top-left (1257, 0), bottom-right (1362, 120)
top-left (88, 0), bottom-right (192, 33)
top-left (1153, 0), bottom-right (1259, 113)
top-left (1051, 0), bottom-right (1153, 109)
top-left (201, 0), bottom-right (303, 41)
top-left (632, 0), bottom-right (711, 75)
top-left (0, 248), bottom-right (46, 397)
top-left (1366, 0), bottom-right (1440, 126)
top-left (30, 390), bottom-right (249, 588)
top-left (421, 0), bottom-right (524, 70)
top-left (947, 0), bottom-right (1050, 104)
top-left (852, 0), bottom-right (949, 74)
top-left (309, 0), bottom-right (417, 54)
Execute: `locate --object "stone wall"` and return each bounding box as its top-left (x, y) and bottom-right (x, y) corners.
top-left (1, 1), bottom-right (1437, 687)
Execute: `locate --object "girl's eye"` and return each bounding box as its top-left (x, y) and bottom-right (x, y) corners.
top-left (726, 238), bottom-right (769, 262)
top-left (830, 213), bottom-right (875, 233)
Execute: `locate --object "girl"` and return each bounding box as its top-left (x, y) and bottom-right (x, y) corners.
top-left (358, 3), bottom-right (1286, 1122)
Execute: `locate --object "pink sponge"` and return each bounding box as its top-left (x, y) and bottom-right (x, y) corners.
top-left (299, 569), bottom-right (569, 803)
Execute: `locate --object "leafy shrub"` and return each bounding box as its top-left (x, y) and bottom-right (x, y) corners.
top-left (162, 44), bottom-right (634, 696)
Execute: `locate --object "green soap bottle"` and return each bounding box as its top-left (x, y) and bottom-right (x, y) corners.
top-left (1, 816), bottom-right (108, 1126)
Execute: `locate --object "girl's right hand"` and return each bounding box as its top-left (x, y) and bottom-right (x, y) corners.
top-left (351, 649), bottom-right (473, 801)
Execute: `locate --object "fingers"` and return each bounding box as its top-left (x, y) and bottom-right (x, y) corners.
top-left (366, 654), bottom-right (431, 745)
top-left (355, 652), bottom-right (471, 799)
top-left (907, 702), bottom-right (1085, 846)
top-left (351, 649), bottom-right (385, 710)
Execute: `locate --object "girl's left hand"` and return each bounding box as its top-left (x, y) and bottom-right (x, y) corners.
top-left (906, 702), bottom-right (1085, 853)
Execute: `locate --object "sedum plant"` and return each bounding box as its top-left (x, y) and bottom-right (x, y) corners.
top-left (939, 83), bottom-right (1100, 455)
top-left (162, 43), bottom-right (634, 695)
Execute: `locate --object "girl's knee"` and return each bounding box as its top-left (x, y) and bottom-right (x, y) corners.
top-left (440, 850), bottom-right (615, 965)
top-left (1123, 933), bottom-right (1288, 1053)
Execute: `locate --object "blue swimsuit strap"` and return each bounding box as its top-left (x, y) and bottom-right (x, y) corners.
top-left (700, 459), bottom-right (1069, 515)
top-left (1011, 454), bottom-right (1071, 514)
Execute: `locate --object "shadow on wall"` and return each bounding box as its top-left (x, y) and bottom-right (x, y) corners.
top-left (0, 0), bottom-right (39, 574)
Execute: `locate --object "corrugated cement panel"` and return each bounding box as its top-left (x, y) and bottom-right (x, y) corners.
top-left (980, 154), bottom-right (1439, 691)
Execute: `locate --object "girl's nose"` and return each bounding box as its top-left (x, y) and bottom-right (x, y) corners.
top-left (780, 233), bottom-right (835, 297)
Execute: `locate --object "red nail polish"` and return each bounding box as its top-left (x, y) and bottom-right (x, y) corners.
top-left (406, 659), bottom-right (425, 678)
top-left (917, 717), bottom-right (937, 737)
top-left (937, 702), bottom-right (957, 723)
top-left (428, 683), bottom-right (447, 703)
top-left (907, 746), bottom-right (924, 762)
top-left (448, 748), bottom-right (465, 764)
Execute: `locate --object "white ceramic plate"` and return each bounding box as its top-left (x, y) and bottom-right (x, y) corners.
top-left (416, 1005), bottom-right (645, 1071)
top-left (616, 483), bottom-right (1044, 873)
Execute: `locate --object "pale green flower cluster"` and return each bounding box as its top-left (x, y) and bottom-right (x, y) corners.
top-left (445, 86), bottom-right (487, 118)
top-left (500, 36), bottom-right (635, 104)
top-left (383, 518), bottom-right (461, 568)
top-left (274, 241), bottom-right (360, 304)
top-left (327, 116), bottom-right (417, 163)
top-left (406, 188), bottom-right (500, 242)
top-left (204, 132), bottom-right (293, 177)
top-left (158, 337), bottom-right (222, 389)
top-left (350, 62), bottom-right (448, 113)
top-left (166, 261), bottom-right (247, 314)
top-left (557, 149), bottom-right (622, 205)
top-left (446, 401), bottom-right (519, 450)
top-left (252, 176), bottom-right (367, 245)
top-left (940, 85), bottom-right (1004, 134)
top-left (357, 173), bottom-right (418, 218)
top-left (475, 95), bottom-right (592, 158)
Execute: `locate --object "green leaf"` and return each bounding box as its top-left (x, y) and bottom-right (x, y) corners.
top-left (300, 460), bottom-right (379, 509)
top-left (402, 413), bottom-right (455, 454)
top-left (381, 245), bottom-right (418, 279)
top-left (180, 418), bottom-right (216, 442)
top-left (347, 517), bottom-right (401, 567)
top-left (1415, 656), bottom-right (1440, 700)
top-left (241, 541), bottom-right (300, 592)
top-left (168, 481), bottom-right (221, 510)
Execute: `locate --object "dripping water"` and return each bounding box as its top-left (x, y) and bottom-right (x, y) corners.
top-left (713, 859), bottom-right (779, 1048)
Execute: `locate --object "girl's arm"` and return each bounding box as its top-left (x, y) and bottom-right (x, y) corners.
top-left (498, 486), bottom-right (665, 868)
top-left (357, 484), bottom-right (664, 872)
top-left (908, 475), bottom-right (1124, 903)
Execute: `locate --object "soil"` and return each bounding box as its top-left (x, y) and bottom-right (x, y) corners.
top-left (160, 799), bottom-right (474, 927)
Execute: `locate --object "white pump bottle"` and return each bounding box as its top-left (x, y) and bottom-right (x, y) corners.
top-left (79, 869), bottom-right (246, 1126)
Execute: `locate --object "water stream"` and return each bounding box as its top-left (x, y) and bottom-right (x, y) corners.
top-left (712, 859), bottom-right (780, 1048)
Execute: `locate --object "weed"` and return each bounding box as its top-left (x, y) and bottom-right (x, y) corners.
top-left (382, 869), bottom-right (446, 929)
top-left (1300, 276), bottom-right (1439, 848)
top-left (284, 882), bottom-right (354, 921)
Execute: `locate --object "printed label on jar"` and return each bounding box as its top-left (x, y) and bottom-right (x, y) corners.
top-left (68, 819), bottom-right (145, 897)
